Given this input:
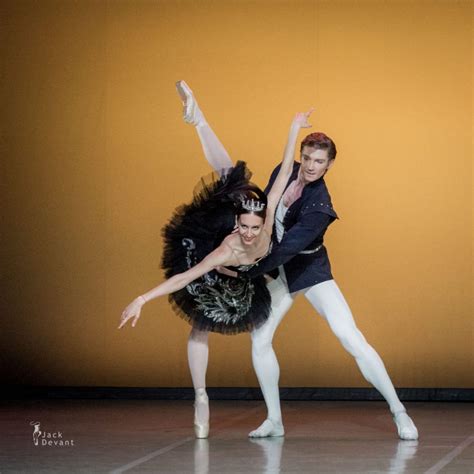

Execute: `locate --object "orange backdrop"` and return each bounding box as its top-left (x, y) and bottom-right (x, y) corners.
top-left (2, 0), bottom-right (472, 388)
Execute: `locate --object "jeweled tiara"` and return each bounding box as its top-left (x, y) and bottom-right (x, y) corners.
top-left (241, 198), bottom-right (265, 212)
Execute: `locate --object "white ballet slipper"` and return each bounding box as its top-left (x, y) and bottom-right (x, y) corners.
top-left (393, 410), bottom-right (419, 440)
top-left (248, 419), bottom-right (285, 438)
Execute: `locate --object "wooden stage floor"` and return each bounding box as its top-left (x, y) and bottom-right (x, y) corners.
top-left (1, 400), bottom-right (472, 473)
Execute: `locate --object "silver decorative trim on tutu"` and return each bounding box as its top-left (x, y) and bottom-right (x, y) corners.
top-left (182, 238), bottom-right (255, 325)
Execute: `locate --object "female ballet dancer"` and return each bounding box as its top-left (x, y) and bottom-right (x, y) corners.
top-left (118, 92), bottom-right (314, 438)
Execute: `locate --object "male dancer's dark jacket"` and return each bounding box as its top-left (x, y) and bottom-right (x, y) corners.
top-left (244, 161), bottom-right (338, 293)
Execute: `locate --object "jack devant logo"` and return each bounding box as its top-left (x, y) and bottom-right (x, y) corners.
top-left (29, 421), bottom-right (75, 447)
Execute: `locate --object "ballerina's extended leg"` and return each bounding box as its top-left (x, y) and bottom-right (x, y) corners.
top-left (175, 80), bottom-right (233, 173)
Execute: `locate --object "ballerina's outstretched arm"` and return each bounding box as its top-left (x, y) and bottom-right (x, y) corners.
top-left (118, 243), bottom-right (234, 329)
top-left (176, 81), bottom-right (233, 175)
top-left (263, 108), bottom-right (314, 234)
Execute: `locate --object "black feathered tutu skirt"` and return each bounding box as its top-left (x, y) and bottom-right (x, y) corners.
top-left (161, 161), bottom-right (271, 335)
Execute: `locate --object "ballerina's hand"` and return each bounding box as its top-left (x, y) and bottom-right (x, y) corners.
top-left (292, 107), bottom-right (315, 129)
top-left (118, 297), bottom-right (144, 329)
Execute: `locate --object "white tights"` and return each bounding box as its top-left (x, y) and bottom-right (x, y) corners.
top-left (251, 269), bottom-right (406, 423)
top-left (187, 270), bottom-right (406, 424)
top-left (188, 328), bottom-right (209, 422)
top-left (181, 87), bottom-right (409, 432)
top-left (194, 122), bottom-right (232, 174)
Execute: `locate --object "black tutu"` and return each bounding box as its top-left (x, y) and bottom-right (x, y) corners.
top-left (161, 161), bottom-right (271, 335)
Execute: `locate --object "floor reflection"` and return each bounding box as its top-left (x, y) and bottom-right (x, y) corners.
top-left (249, 437), bottom-right (285, 473)
top-left (193, 439), bottom-right (209, 474)
top-left (388, 440), bottom-right (419, 473)
top-left (192, 436), bottom-right (419, 473)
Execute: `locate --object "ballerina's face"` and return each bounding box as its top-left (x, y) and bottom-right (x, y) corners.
top-left (236, 213), bottom-right (264, 245)
top-left (300, 146), bottom-right (334, 183)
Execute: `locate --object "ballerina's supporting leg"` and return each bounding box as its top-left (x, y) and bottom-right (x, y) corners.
top-left (188, 328), bottom-right (210, 438)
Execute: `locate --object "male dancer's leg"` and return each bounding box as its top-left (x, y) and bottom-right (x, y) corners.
top-left (249, 271), bottom-right (295, 437)
top-left (304, 279), bottom-right (418, 440)
top-left (188, 328), bottom-right (210, 427)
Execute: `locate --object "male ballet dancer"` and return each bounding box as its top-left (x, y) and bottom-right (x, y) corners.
top-left (176, 81), bottom-right (418, 441)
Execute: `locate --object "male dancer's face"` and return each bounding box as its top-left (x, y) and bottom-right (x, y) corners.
top-left (300, 146), bottom-right (334, 184)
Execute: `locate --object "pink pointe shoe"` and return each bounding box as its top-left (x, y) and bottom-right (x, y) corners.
top-left (175, 80), bottom-right (205, 126)
top-left (194, 388), bottom-right (209, 439)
